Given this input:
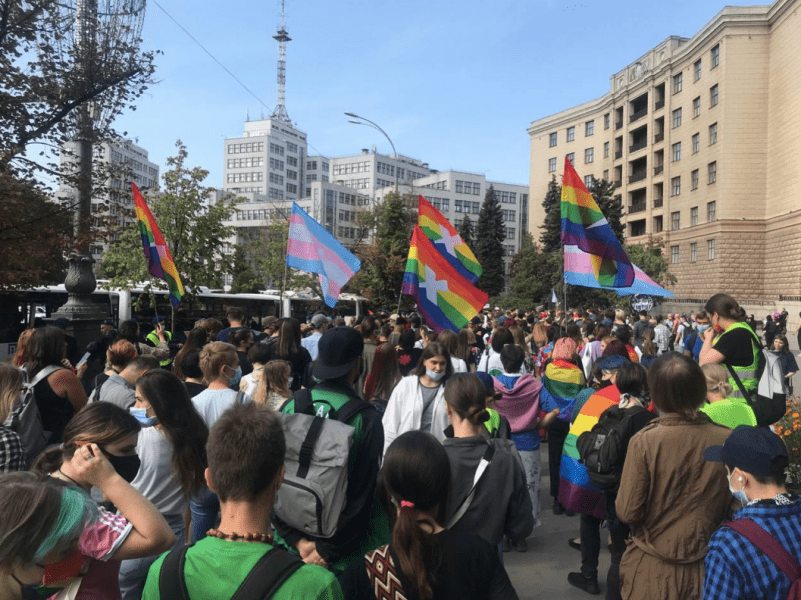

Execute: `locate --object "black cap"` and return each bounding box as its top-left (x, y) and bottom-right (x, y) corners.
top-left (703, 425), bottom-right (789, 476)
top-left (313, 327), bottom-right (364, 380)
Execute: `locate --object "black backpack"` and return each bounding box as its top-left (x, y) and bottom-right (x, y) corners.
top-left (159, 544), bottom-right (303, 600)
top-left (576, 405), bottom-right (646, 491)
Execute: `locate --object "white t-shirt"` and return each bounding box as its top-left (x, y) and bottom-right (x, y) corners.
top-left (193, 388), bottom-right (251, 428)
top-left (131, 426), bottom-right (186, 516)
top-left (451, 356), bottom-right (468, 373)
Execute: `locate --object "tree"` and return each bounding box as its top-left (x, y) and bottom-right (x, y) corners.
top-left (496, 232), bottom-right (548, 310)
top-left (540, 176), bottom-right (562, 252)
top-left (245, 218), bottom-right (318, 294)
top-left (350, 191), bottom-right (416, 310)
top-left (458, 214), bottom-right (476, 252)
top-left (587, 177), bottom-right (624, 242)
top-left (228, 246), bottom-right (260, 294)
top-left (475, 185), bottom-right (505, 297)
top-left (0, 170), bottom-right (73, 289)
top-left (100, 141), bottom-right (239, 300)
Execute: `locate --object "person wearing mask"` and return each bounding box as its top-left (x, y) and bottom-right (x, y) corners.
top-left (615, 353), bottom-right (732, 600)
top-left (190, 342), bottom-right (252, 541)
top-left (441, 373), bottom-right (533, 554)
top-left (338, 430), bottom-right (518, 599)
top-left (143, 402), bottom-right (342, 600)
top-left (32, 402), bottom-right (175, 600)
top-left (700, 293), bottom-right (765, 403)
top-left (700, 363), bottom-right (758, 429)
top-left (682, 311), bottom-right (710, 363)
top-left (118, 370), bottom-right (209, 599)
top-left (703, 426), bottom-right (801, 600)
top-left (90, 355), bottom-right (160, 409)
top-left (25, 326), bottom-right (88, 445)
top-left (230, 329), bottom-right (255, 377)
top-left (383, 342), bottom-right (453, 454)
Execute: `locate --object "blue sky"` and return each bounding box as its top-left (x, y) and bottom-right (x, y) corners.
top-left (114, 0), bottom-right (767, 189)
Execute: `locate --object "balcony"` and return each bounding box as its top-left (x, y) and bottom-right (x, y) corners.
top-left (629, 201), bottom-right (646, 214)
top-left (615, 121), bottom-right (623, 130)
top-left (654, 165), bottom-right (664, 175)
top-left (654, 132), bottom-right (664, 143)
top-left (653, 196), bottom-right (664, 208)
top-left (614, 150), bottom-right (623, 159)
top-left (629, 107), bottom-right (648, 123)
top-left (613, 180), bottom-right (622, 188)
top-left (655, 99), bottom-right (665, 110)
top-left (629, 171), bottom-right (647, 184)
top-left (629, 139), bottom-right (647, 153)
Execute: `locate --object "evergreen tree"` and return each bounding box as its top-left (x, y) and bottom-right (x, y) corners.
top-left (229, 246), bottom-right (259, 293)
top-left (458, 214), bottom-right (476, 252)
top-left (475, 185), bottom-right (506, 297)
top-left (540, 176), bottom-right (562, 252)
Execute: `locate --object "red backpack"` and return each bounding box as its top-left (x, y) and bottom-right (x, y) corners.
top-left (727, 518), bottom-right (801, 600)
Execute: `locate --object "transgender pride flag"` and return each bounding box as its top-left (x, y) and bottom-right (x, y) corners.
top-left (286, 203), bottom-right (361, 308)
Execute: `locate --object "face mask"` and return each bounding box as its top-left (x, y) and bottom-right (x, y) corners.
top-left (697, 324), bottom-right (710, 334)
top-left (426, 369), bottom-right (445, 382)
top-left (727, 471), bottom-right (749, 505)
top-left (598, 377), bottom-right (612, 389)
top-left (129, 406), bottom-right (157, 427)
top-left (104, 452), bottom-right (141, 483)
top-left (11, 573), bottom-right (39, 600)
top-left (287, 376), bottom-right (294, 388)
top-left (227, 365), bottom-right (243, 387)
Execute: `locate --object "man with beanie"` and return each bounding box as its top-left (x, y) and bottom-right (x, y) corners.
top-left (274, 327), bottom-right (386, 573)
top-left (703, 426), bottom-right (801, 600)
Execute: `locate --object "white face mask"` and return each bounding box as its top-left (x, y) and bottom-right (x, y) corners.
top-left (727, 470), bottom-right (749, 505)
top-left (426, 369), bottom-right (445, 382)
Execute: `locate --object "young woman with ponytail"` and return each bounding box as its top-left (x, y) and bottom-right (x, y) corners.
top-left (338, 430), bottom-right (519, 599)
top-left (699, 363), bottom-right (758, 429)
top-left (441, 373), bottom-right (533, 552)
top-left (118, 370), bottom-right (209, 600)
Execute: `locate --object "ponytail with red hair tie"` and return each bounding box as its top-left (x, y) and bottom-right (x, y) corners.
top-left (400, 500), bottom-right (415, 509)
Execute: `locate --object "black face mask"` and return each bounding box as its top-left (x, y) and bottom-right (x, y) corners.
top-left (103, 452), bottom-right (141, 483)
top-left (11, 573), bottom-right (40, 600)
top-left (598, 378), bottom-right (613, 389)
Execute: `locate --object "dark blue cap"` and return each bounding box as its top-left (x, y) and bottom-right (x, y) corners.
top-left (703, 425), bottom-right (789, 476)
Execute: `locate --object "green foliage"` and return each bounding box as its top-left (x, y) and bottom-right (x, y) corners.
top-left (496, 232), bottom-right (548, 310)
top-left (458, 214), bottom-right (475, 251)
top-left (244, 218), bottom-right (318, 294)
top-left (100, 141), bottom-right (238, 300)
top-left (475, 185), bottom-right (506, 297)
top-left (540, 176), bottom-right (562, 252)
top-left (228, 246), bottom-right (260, 294)
top-left (587, 177), bottom-right (624, 242)
top-left (0, 171), bottom-right (72, 289)
top-left (350, 191), bottom-right (416, 310)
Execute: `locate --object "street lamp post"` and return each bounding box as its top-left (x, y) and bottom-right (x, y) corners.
top-left (344, 112), bottom-right (399, 193)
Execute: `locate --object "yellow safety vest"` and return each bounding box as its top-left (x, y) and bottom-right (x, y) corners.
top-left (713, 321), bottom-right (761, 399)
top-left (146, 330), bottom-right (172, 367)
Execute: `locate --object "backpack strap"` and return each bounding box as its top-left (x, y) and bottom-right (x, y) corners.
top-left (29, 365), bottom-right (63, 387)
top-left (297, 416), bottom-right (325, 479)
top-left (445, 442), bottom-right (495, 529)
top-left (292, 388), bottom-right (315, 415)
top-left (158, 545), bottom-right (191, 600)
top-left (230, 546), bottom-right (304, 600)
top-left (727, 519), bottom-right (801, 585)
top-left (235, 391), bottom-right (246, 405)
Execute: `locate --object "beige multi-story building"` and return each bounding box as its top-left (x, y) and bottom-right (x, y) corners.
top-left (527, 0), bottom-right (801, 303)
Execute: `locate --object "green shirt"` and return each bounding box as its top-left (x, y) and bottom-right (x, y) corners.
top-left (699, 397), bottom-right (758, 429)
top-left (142, 537), bottom-right (343, 600)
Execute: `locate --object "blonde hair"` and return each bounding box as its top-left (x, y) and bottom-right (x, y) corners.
top-left (701, 363), bottom-right (733, 398)
top-left (199, 342), bottom-right (238, 382)
top-left (0, 364), bottom-right (23, 424)
top-left (615, 309), bottom-right (626, 321)
top-left (254, 360), bottom-right (291, 405)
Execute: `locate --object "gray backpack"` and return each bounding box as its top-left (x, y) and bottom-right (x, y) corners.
top-left (4, 366), bottom-right (62, 466)
top-left (273, 389), bottom-right (372, 539)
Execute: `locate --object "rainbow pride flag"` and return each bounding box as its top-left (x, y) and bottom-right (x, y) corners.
top-left (561, 158), bottom-right (634, 287)
top-left (558, 384), bottom-right (620, 519)
top-left (539, 360), bottom-right (586, 422)
top-left (132, 183), bottom-right (184, 308)
top-left (564, 245), bottom-right (674, 297)
top-left (418, 195), bottom-right (482, 283)
top-left (402, 225), bottom-right (488, 334)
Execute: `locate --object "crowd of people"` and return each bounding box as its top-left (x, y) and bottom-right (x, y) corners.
top-left (1, 294), bottom-right (800, 600)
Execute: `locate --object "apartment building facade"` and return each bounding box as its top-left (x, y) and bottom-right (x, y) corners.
top-left (527, 0), bottom-right (801, 301)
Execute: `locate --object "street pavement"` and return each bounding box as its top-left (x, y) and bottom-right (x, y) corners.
top-left (504, 444), bottom-right (611, 600)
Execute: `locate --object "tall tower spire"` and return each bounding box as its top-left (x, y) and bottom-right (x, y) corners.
top-left (271, 0), bottom-right (291, 123)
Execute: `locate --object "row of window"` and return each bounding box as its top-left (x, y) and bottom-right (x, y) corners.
top-left (228, 158), bottom-right (264, 169)
top-left (338, 177), bottom-right (370, 190)
top-left (337, 192), bottom-right (369, 206)
top-left (428, 197), bottom-right (450, 212)
top-left (671, 239), bottom-right (716, 264)
top-left (228, 142), bottom-right (265, 154)
top-left (338, 210), bottom-right (358, 222)
top-left (422, 180), bottom-right (449, 191)
top-left (334, 161), bottom-right (371, 175)
top-left (455, 200), bottom-right (480, 214)
top-left (269, 157), bottom-right (284, 171)
top-left (306, 160), bottom-right (330, 172)
top-left (229, 186), bottom-right (264, 194)
top-left (455, 180), bottom-right (482, 195)
top-left (227, 172), bottom-right (264, 183)
top-left (270, 143), bottom-right (284, 156)
top-left (669, 202), bottom-right (717, 232)
top-left (497, 190), bottom-right (518, 204)
top-left (502, 209), bottom-right (517, 222)
top-left (669, 163), bottom-right (716, 198)
top-left (337, 226), bottom-right (368, 239)
top-left (269, 173), bottom-right (283, 185)
top-left (234, 208), bottom-right (289, 222)
top-left (672, 45), bottom-right (719, 94)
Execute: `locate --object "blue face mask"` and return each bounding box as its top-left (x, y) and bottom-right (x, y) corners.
top-left (228, 365), bottom-right (243, 387)
top-left (728, 471), bottom-right (749, 506)
top-left (697, 324), bottom-right (710, 334)
top-left (129, 406), bottom-right (157, 427)
top-left (426, 369), bottom-right (445, 382)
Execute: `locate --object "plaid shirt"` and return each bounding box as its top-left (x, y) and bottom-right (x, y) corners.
top-left (0, 425), bottom-right (25, 473)
top-left (704, 496), bottom-right (801, 600)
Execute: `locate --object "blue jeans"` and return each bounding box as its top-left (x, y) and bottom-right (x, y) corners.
top-left (190, 486), bottom-right (220, 542)
top-left (118, 513), bottom-right (184, 600)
